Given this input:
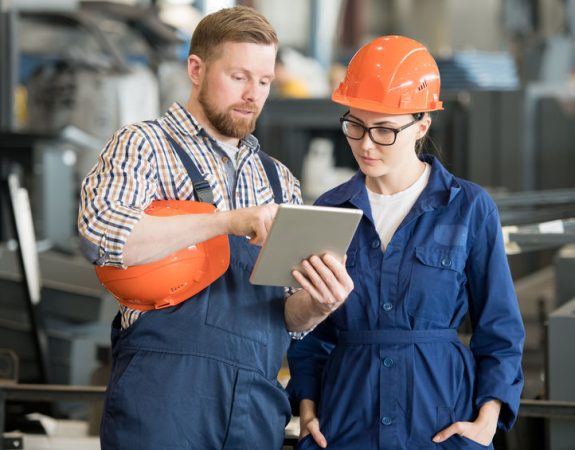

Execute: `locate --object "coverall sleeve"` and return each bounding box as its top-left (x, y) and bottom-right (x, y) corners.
top-left (286, 317), bottom-right (338, 414)
top-left (466, 205), bottom-right (525, 430)
top-left (77, 125), bottom-right (157, 268)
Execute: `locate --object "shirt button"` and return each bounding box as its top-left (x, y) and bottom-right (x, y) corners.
top-left (222, 156), bottom-right (230, 164)
top-left (371, 239), bottom-right (381, 249)
top-left (381, 416), bottom-right (392, 426)
top-left (441, 257), bottom-right (452, 267)
top-left (383, 357), bottom-right (394, 368)
top-left (382, 303), bottom-right (393, 312)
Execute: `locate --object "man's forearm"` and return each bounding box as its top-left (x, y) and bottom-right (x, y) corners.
top-left (124, 212), bottom-right (231, 266)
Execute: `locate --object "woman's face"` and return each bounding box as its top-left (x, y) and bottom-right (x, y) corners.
top-left (345, 108), bottom-right (430, 179)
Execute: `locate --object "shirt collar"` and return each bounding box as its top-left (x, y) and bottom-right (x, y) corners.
top-left (164, 102), bottom-right (260, 153)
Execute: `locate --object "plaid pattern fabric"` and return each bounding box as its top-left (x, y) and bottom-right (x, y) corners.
top-left (79, 103), bottom-right (302, 329)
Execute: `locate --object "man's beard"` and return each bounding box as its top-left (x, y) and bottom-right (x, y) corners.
top-left (198, 82), bottom-right (259, 139)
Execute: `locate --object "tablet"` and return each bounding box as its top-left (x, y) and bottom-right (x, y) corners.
top-left (249, 204), bottom-right (363, 287)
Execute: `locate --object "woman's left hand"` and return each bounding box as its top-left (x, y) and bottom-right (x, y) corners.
top-left (292, 254), bottom-right (354, 316)
top-left (432, 400), bottom-right (501, 446)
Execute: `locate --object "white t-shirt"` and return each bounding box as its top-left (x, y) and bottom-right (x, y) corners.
top-left (367, 163), bottom-right (431, 250)
top-left (216, 139), bottom-right (239, 169)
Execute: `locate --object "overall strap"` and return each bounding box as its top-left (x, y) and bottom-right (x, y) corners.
top-left (258, 151), bottom-right (283, 203)
top-left (149, 120), bottom-right (283, 205)
top-left (154, 123), bottom-right (214, 204)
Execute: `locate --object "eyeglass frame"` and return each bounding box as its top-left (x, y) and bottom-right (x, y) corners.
top-left (339, 112), bottom-right (423, 146)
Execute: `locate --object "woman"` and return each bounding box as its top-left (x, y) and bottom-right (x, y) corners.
top-left (287, 36), bottom-right (524, 450)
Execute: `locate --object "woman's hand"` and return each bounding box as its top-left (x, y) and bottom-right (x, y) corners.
top-left (299, 399), bottom-right (327, 448)
top-left (432, 400), bottom-right (501, 446)
top-left (292, 254), bottom-right (353, 316)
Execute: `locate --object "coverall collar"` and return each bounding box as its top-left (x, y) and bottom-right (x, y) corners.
top-left (319, 154), bottom-right (461, 221)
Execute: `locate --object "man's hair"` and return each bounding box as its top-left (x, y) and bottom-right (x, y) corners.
top-left (188, 6), bottom-right (278, 61)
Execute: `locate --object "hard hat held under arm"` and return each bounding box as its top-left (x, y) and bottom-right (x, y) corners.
top-left (94, 121), bottom-right (283, 311)
top-left (95, 200), bottom-right (230, 311)
top-left (332, 35), bottom-right (443, 114)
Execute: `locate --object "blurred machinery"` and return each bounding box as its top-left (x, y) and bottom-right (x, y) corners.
top-left (548, 298), bottom-right (575, 450)
top-left (1, 1), bottom-right (575, 447)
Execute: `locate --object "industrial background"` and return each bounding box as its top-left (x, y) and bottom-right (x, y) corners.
top-left (1, 0), bottom-right (575, 449)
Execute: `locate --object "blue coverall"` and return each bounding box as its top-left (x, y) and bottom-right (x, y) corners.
top-left (287, 154), bottom-right (525, 450)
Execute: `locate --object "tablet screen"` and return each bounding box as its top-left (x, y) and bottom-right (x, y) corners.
top-left (249, 204), bottom-right (363, 287)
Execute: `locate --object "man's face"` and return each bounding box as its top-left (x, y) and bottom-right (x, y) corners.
top-left (197, 42), bottom-right (276, 139)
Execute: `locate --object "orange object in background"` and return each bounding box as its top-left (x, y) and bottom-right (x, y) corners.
top-left (332, 35), bottom-right (443, 114)
top-left (95, 200), bottom-right (230, 311)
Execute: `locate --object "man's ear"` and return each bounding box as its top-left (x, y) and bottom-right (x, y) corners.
top-left (187, 55), bottom-right (203, 84)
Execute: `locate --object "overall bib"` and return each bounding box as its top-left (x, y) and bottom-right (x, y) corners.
top-left (100, 127), bottom-right (291, 450)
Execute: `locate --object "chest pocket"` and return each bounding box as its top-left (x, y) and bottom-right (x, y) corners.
top-left (204, 238), bottom-right (285, 345)
top-left (407, 245), bottom-right (467, 325)
top-left (335, 243), bottom-right (382, 328)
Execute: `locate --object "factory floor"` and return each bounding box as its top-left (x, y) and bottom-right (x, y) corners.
top-left (3, 416), bottom-right (301, 450)
top-left (3, 420), bottom-right (98, 449)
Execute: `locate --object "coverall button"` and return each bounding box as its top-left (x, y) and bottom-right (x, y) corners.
top-left (383, 357), bottom-right (394, 368)
top-left (371, 239), bottom-right (381, 249)
top-left (441, 257), bottom-right (452, 267)
top-left (382, 302), bottom-right (393, 311)
top-left (381, 416), bottom-right (392, 426)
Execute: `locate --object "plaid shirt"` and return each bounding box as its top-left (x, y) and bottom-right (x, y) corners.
top-left (79, 102), bottom-right (302, 329)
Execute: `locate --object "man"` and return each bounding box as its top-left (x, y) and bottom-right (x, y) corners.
top-left (78, 6), bottom-right (353, 450)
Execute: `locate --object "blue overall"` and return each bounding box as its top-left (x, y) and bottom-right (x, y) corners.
top-left (100, 131), bottom-right (292, 450)
top-left (287, 155), bottom-right (525, 450)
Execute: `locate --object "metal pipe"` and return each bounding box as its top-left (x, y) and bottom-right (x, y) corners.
top-left (0, 0), bottom-right (16, 130)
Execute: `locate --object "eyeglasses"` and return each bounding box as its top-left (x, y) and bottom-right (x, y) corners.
top-left (339, 115), bottom-right (420, 146)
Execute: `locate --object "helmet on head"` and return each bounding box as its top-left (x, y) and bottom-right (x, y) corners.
top-left (332, 35), bottom-right (443, 114)
top-left (95, 200), bottom-right (230, 311)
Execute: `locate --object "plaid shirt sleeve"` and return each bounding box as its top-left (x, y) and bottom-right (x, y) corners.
top-left (78, 125), bottom-right (157, 268)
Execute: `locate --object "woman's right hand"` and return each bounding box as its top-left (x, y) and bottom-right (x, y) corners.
top-left (299, 399), bottom-right (327, 448)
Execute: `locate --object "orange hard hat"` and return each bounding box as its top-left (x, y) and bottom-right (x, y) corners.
top-left (332, 35), bottom-right (443, 114)
top-left (95, 200), bottom-right (230, 311)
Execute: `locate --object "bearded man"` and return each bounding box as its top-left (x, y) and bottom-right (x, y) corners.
top-left (78, 6), bottom-right (353, 450)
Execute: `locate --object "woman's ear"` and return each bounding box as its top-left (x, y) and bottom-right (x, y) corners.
top-left (187, 55), bottom-right (203, 85)
top-left (416, 114), bottom-right (432, 140)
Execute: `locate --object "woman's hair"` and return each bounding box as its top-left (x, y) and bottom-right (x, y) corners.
top-left (188, 6), bottom-right (278, 62)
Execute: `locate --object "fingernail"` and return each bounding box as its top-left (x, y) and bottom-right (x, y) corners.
top-left (432, 435), bottom-right (440, 442)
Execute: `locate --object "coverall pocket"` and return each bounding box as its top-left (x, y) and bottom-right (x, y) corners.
top-left (204, 240), bottom-right (281, 345)
top-left (444, 434), bottom-right (493, 450)
top-left (407, 245), bottom-right (467, 325)
top-left (103, 352), bottom-right (240, 449)
top-left (107, 350), bottom-right (141, 397)
top-left (296, 434), bottom-right (319, 450)
top-left (435, 406), bottom-right (493, 449)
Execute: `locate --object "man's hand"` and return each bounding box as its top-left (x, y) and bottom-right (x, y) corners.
top-left (223, 203), bottom-right (278, 246)
top-left (432, 400), bottom-right (501, 446)
top-left (292, 254), bottom-right (354, 315)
